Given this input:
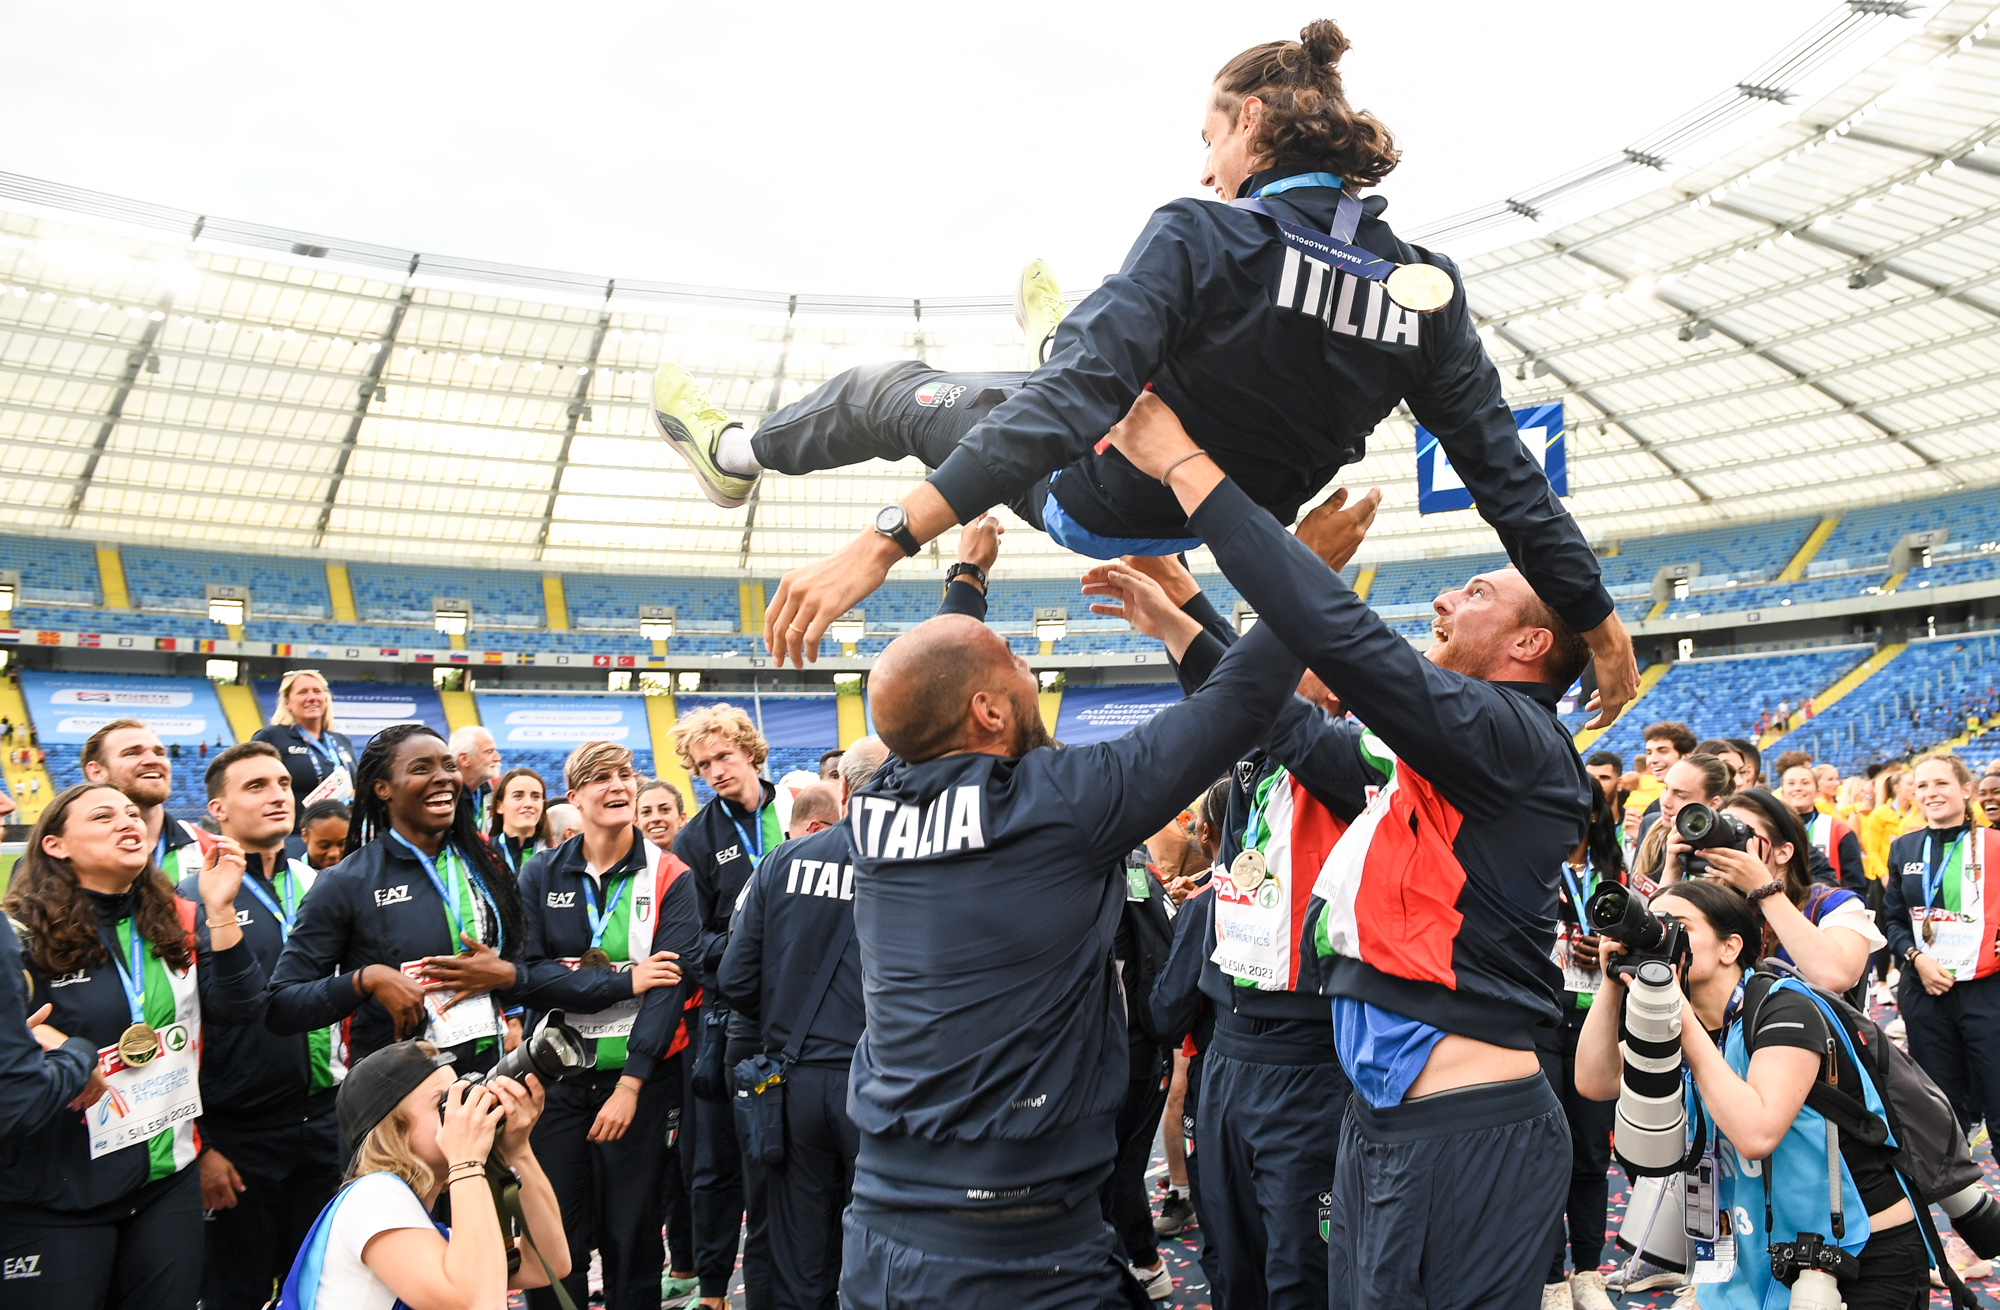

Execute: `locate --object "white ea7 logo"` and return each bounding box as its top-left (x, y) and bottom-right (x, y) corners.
top-left (374, 885), bottom-right (411, 907)
top-left (547, 892), bottom-right (577, 908)
top-left (2, 1255), bottom-right (40, 1279)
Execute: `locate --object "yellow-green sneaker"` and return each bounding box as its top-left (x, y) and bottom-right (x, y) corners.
top-left (1014, 259), bottom-right (1069, 369)
top-left (650, 362), bottom-right (758, 509)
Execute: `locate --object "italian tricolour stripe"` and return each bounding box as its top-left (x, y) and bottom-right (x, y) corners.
top-left (1312, 763), bottom-right (1467, 989)
top-left (1211, 769), bottom-right (1345, 991)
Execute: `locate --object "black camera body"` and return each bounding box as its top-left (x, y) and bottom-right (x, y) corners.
top-left (1769, 1230), bottom-right (1860, 1287)
top-left (467, 1008), bottom-right (594, 1092)
top-left (1675, 802), bottom-right (1755, 879)
top-left (1585, 881), bottom-right (1690, 982)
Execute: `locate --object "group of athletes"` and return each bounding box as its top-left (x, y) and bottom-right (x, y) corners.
top-left (1, 17), bottom-right (1992, 1310)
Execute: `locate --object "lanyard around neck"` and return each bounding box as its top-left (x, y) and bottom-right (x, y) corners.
top-left (238, 861), bottom-right (300, 940)
top-left (104, 918), bottom-right (148, 1025)
top-left (729, 800), bottom-right (769, 864)
top-left (582, 870), bottom-right (632, 951)
top-left (299, 728), bottom-right (341, 769)
top-left (1923, 831), bottom-right (1970, 913)
top-left (390, 831), bottom-right (479, 947)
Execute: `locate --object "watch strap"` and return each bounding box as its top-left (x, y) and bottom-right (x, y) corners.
top-left (875, 509), bottom-right (919, 557)
top-left (944, 562), bottom-right (987, 591)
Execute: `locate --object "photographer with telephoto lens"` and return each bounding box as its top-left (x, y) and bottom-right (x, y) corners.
top-left (1577, 880), bottom-right (1929, 1310)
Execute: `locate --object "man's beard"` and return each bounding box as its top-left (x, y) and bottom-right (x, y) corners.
top-left (1429, 624), bottom-right (1506, 679)
top-left (117, 773), bottom-right (171, 808)
top-left (1007, 691), bottom-right (1053, 756)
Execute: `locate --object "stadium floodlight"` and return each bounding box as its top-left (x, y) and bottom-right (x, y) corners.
top-left (432, 597), bottom-right (471, 637)
top-left (1233, 601), bottom-right (1259, 635)
top-left (829, 610), bottom-right (866, 645)
top-left (639, 605), bottom-right (676, 641)
top-left (1034, 607), bottom-right (1068, 643)
top-left (676, 671), bottom-right (702, 693)
top-left (206, 584), bottom-right (248, 626)
top-left (0, 570), bottom-right (17, 614)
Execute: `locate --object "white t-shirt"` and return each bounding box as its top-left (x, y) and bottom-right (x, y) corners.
top-left (314, 1173), bottom-right (443, 1310)
top-left (1815, 895), bottom-right (1888, 952)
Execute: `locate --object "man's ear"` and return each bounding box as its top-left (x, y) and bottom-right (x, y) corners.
top-left (82, 762), bottom-right (106, 784)
top-left (1512, 626), bottom-right (1555, 668)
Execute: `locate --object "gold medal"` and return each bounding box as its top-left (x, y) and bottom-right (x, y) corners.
top-left (118, 1021), bottom-right (159, 1067)
top-left (1384, 263), bottom-right (1455, 313)
top-left (1231, 847), bottom-right (1268, 895)
top-left (579, 947), bottom-right (612, 970)
top-left (1924, 918), bottom-right (1937, 946)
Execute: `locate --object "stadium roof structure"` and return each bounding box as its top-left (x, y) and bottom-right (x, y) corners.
top-left (1, 1), bottom-right (1999, 579)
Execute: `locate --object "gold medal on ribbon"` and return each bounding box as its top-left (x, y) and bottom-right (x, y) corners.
top-left (579, 947), bottom-right (613, 970)
top-left (1385, 263), bottom-right (1455, 313)
top-left (1231, 847), bottom-right (1268, 895)
top-left (1924, 918), bottom-right (1937, 946)
top-left (118, 1021), bottom-right (159, 1067)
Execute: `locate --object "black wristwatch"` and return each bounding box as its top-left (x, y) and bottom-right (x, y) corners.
top-left (873, 505), bottom-right (920, 557)
top-left (1904, 945), bottom-right (1924, 963)
top-left (944, 562), bottom-right (987, 592)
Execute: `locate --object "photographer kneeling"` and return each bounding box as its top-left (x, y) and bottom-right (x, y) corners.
top-left (276, 1039), bottom-right (570, 1309)
top-left (1576, 880), bottom-right (1927, 1310)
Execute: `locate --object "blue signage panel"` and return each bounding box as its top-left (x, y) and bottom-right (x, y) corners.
top-left (1415, 402), bottom-right (1566, 515)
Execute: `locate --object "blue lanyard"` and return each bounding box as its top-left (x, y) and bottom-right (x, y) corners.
top-left (729, 803), bottom-right (769, 864)
top-left (154, 830), bottom-right (168, 870)
top-left (1559, 863), bottom-right (1593, 919)
top-left (389, 831), bottom-right (490, 950)
top-left (299, 729), bottom-right (342, 771)
top-left (103, 919), bottom-right (148, 1026)
top-left (498, 837), bottom-right (534, 877)
top-left (1256, 171), bottom-right (1346, 197)
top-left (1923, 831), bottom-right (1969, 913)
top-left (239, 863), bottom-right (301, 940)
top-left (1230, 177), bottom-right (1395, 284)
top-left (582, 872), bottom-right (631, 952)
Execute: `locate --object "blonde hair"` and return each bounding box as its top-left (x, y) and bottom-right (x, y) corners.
top-left (564, 740), bottom-right (634, 793)
top-left (1915, 751), bottom-right (1980, 827)
top-left (345, 1083), bottom-right (434, 1195)
top-left (269, 669), bottom-right (337, 731)
top-left (670, 705), bottom-right (767, 773)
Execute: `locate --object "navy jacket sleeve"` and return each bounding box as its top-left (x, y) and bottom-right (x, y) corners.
top-left (1188, 475), bottom-right (1530, 823)
top-left (716, 856), bottom-right (769, 1024)
top-left (511, 858), bottom-right (635, 1015)
top-left (190, 910), bottom-right (272, 1029)
top-left (936, 579), bottom-right (989, 620)
top-left (1838, 830), bottom-right (1867, 897)
top-left (0, 921), bottom-right (93, 1138)
top-left (620, 872), bottom-right (701, 1084)
top-left (1882, 834), bottom-right (1915, 959)
top-left (1408, 272), bottom-right (1613, 634)
top-left (1263, 703), bottom-right (1383, 823)
top-left (927, 201), bottom-right (1217, 521)
top-left (265, 867), bottom-right (367, 1036)
top-left (1043, 619), bottom-right (1304, 862)
top-left (1172, 589), bottom-right (1234, 695)
top-left (1144, 889), bottom-right (1212, 1045)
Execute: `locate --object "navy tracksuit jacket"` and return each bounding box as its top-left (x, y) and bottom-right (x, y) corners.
top-left (719, 825), bottom-right (865, 1310)
top-left (920, 165), bottom-right (1612, 637)
top-left (0, 918), bottom-right (93, 1140)
top-left (265, 836), bottom-right (519, 1074)
top-left (177, 856), bottom-right (343, 1310)
top-left (842, 619), bottom-right (1303, 1216)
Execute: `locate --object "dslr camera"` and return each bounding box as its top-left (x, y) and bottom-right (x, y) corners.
top-left (462, 1009), bottom-right (594, 1101)
top-left (1674, 802), bottom-right (1755, 878)
top-left (1769, 1231), bottom-right (1859, 1310)
top-left (1585, 882), bottom-right (1692, 1178)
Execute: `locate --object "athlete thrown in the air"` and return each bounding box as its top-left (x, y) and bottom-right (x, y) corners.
top-left (648, 19), bottom-right (1636, 727)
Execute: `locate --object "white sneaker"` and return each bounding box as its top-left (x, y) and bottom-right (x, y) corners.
top-left (1131, 1261), bottom-right (1173, 1301)
top-left (1013, 259), bottom-right (1069, 370)
top-left (1607, 1259), bottom-right (1685, 1292)
top-left (1570, 1269), bottom-right (1616, 1310)
top-left (1887, 1015), bottom-right (1907, 1040)
top-left (1541, 1282), bottom-right (1572, 1310)
top-left (1670, 1285), bottom-right (1699, 1309)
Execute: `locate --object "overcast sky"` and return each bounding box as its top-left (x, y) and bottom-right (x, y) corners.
top-left (1, 2), bottom-right (1914, 297)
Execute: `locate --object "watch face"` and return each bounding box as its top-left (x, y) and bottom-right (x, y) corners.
top-left (875, 505), bottom-right (905, 534)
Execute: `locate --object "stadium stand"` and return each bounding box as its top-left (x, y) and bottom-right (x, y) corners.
top-left (120, 547), bottom-right (330, 617)
top-left (1770, 633), bottom-right (2000, 775)
top-left (564, 575), bottom-right (740, 630)
top-left (0, 535), bottom-right (101, 605)
top-left (1587, 647), bottom-right (1874, 767)
top-left (349, 563), bottom-right (545, 628)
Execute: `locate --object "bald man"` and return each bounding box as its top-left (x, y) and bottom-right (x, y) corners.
top-left (450, 725), bottom-right (503, 830)
top-left (1105, 393), bottom-right (1594, 1310)
top-left (784, 783), bottom-right (842, 840)
top-left (839, 610), bottom-right (1302, 1309)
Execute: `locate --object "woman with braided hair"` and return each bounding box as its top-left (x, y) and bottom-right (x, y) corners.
top-left (268, 724), bottom-right (526, 1077)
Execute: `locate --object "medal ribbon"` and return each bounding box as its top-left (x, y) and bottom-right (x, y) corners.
top-left (104, 918), bottom-right (149, 1027)
top-left (299, 728), bottom-right (343, 772)
top-left (1559, 862), bottom-right (1594, 922)
top-left (498, 837), bottom-right (535, 877)
top-left (389, 832), bottom-right (496, 951)
top-left (729, 802), bottom-right (771, 865)
top-left (238, 862), bottom-right (300, 941)
top-left (1240, 769), bottom-right (1284, 855)
top-left (1229, 174), bottom-right (1397, 286)
top-left (582, 872), bottom-right (632, 952)
top-left (1922, 831), bottom-right (1969, 917)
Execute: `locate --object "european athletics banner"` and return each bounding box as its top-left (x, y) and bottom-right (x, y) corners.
top-left (473, 693), bottom-right (650, 750)
top-left (1052, 683), bottom-right (1184, 747)
top-left (1414, 402), bottom-right (1566, 515)
top-left (253, 680), bottom-right (448, 750)
top-left (20, 671), bottom-right (229, 744)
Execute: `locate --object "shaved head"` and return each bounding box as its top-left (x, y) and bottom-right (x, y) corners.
top-left (871, 614), bottom-right (1048, 763)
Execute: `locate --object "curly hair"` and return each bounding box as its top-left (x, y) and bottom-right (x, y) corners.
top-left (345, 723), bottom-right (524, 959)
top-left (670, 704), bottom-right (768, 773)
top-left (3, 783), bottom-right (192, 976)
top-left (1214, 20), bottom-right (1400, 187)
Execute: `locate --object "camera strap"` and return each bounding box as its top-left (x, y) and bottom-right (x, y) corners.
top-left (490, 1165), bottom-right (577, 1310)
top-left (778, 914), bottom-right (855, 1068)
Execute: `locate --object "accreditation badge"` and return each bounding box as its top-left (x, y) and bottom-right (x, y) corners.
top-left (400, 960), bottom-right (500, 1048)
top-left (88, 1023), bottom-right (200, 1159)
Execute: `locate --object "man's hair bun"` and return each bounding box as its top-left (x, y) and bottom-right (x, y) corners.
top-left (1298, 19), bottom-right (1349, 74)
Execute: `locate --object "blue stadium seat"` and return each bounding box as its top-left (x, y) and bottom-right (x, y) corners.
top-left (121, 547), bottom-right (330, 618)
top-left (0, 535), bottom-right (101, 605)
top-left (349, 564), bottom-right (544, 628)
top-left (1589, 647), bottom-right (1873, 766)
top-left (1770, 633), bottom-right (2000, 774)
top-left (564, 575), bottom-right (739, 629)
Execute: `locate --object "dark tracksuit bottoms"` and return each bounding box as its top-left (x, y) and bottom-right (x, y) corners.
top-left (770, 1062), bottom-right (858, 1310)
top-left (200, 1104), bottom-right (344, 1310)
top-left (1, 1166), bottom-right (205, 1310)
top-left (1537, 1008), bottom-right (1616, 1282)
top-left (1101, 1045), bottom-right (1169, 1271)
top-left (658, 1050), bottom-right (694, 1274)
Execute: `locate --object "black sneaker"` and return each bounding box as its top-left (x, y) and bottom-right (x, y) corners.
top-left (1153, 1192), bottom-right (1195, 1237)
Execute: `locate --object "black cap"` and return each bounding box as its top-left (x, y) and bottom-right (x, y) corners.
top-left (337, 1040), bottom-right (456, 1158)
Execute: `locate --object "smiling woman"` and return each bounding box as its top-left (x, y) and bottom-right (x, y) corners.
top-left (265, 724), bottom-right (525, 1077)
